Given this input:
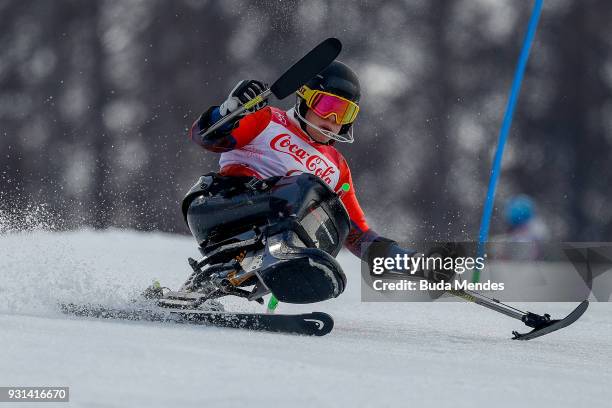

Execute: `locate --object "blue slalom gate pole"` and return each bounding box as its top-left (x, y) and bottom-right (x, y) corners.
top-left (472, 0), bottom-right (544, 282)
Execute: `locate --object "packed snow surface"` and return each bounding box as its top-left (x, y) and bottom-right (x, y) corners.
top-left (1, 229), bottom-right (610, 407)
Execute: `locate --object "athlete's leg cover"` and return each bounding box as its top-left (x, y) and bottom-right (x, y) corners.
top-left (255, 231), bottom-right (347, 304)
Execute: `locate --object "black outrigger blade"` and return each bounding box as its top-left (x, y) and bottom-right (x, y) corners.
top-left (511, 300), bottom-right (589, 340)
top-left (450, 289), bottom-right (589, 341)
top-left (199, 37), bottom-right (342, 138)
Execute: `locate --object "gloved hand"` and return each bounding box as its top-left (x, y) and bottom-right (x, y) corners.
top-left (384, 243), bottom-right (419, 274)
top-left (366, 240), bottom-right (420, 276)
top-left (422, 242), bottom-right (466, 283)
top-left (219, 79), bottom-right (268, 116)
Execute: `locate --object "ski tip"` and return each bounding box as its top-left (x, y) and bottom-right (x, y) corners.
top-left (569, 300), bottom-right (589, 318)
top-left (576, 299), bottom-right (589, 316)
top-left (304, 312), bottom-right (334, 336)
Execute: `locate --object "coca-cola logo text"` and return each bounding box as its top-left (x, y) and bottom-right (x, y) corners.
top-left (270, 134), bottom-right (336, 184)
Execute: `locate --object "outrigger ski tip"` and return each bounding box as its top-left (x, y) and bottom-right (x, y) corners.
top-left (511, 300), bottom-right (589, 341)
top-left (449, 290), bottom-right (589, 341)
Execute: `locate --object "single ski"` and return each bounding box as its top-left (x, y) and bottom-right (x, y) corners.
top-left (511, 300), bottom-right (589, 341)
top-left (59, 303), bottom-right (333, 336)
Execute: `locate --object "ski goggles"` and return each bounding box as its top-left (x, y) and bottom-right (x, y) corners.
top-left (297, 85), bottom-right (359, 125)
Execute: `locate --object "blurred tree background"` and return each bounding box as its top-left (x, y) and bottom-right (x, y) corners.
top-left (1, 0), bottom-right (611, 241)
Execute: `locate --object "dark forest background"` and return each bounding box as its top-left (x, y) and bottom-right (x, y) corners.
top-left (1, 0), bottom-right (611, 242)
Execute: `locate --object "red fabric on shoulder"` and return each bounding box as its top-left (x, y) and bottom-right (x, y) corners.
top-left (230, 107), bottom-right (273, 148)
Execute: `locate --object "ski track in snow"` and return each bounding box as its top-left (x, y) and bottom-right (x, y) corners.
top-left (0, 229), bottom-right (610, 408)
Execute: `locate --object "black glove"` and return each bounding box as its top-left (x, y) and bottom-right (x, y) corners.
top-left (366, 239), bottom-right (419, 276)
top-left (422, 242), bottom-right (466, 283)
top-left (219, 79), bottom-right (268, 116)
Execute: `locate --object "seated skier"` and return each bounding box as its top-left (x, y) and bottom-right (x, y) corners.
top-left (188, 61), bottom-right (455, 288)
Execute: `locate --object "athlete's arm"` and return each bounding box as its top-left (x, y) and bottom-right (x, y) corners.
top-left (337, 159), bottom-right (416, 264)
top-left (189, 106), bottom-right (272, 152)
top-left (189, 79), bottom-right (270, 152)
top-left (336, 160), bottom-right (384, 258)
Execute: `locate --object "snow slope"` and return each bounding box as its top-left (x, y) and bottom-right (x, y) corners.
top-left (1, 229), bottom-right (610, 408)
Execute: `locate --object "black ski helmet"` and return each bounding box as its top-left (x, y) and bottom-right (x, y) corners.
top-left (295, 60), bottom-right (361, 140)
